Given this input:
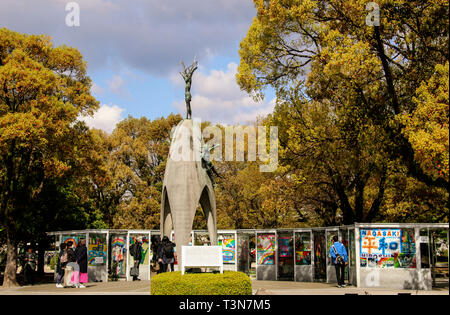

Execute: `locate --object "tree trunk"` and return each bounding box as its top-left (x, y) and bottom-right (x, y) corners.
top-left (365, 168), bottom-right (388, 222)
top-left (3, 225), bottom-right (19, 287)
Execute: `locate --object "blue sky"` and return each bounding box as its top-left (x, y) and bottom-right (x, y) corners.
top-left (0, 0), bottom-right (275, 132)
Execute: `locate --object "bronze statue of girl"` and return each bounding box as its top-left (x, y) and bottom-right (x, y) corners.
top-left (180, 59), bottom-right (198, 119)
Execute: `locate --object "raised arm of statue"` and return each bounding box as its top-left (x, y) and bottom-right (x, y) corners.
top-left (181, 59), bottom-right (198, 82)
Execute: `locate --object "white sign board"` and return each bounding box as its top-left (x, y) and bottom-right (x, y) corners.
top-left (181, 246), bottom-right (223, 275)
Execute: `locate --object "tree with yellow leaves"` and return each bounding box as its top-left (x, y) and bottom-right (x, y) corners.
top-left (237, 1), bottom-right (449, 223)
top-left (401, 62), bottom-right (449, 182)
top-left (0, 28), bottom-right (98, 287)
top-left (84, 115), bottom-right (182, 230)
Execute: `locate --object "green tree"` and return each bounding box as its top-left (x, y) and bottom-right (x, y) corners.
top-left (0, 28), bottom-right (98, 287)
top-left (237, 1), bottom-right (449, 223)
top-left (213, 122), bottom-right (310, 229)
top-left (268, 93), bottom-right (389, 224)
top-left (400, 62), bottom-right (449, 182)
top-left (237, 0), bottom-right (449, 191)
top-left (382, 170), bottom-right (448, 222)
top-left (88, 115), bottom-right (182, 229)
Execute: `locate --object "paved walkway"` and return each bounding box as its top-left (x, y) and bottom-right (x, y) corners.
top-left (251, 280), bottom-right (449, 295)
top-left (0, 279), bottom-right (447, 295)
top-left (0, 280), bottom-right (151, 295)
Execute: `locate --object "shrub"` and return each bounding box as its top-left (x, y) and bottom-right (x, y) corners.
top-left (50, 253), bottom-right (59, 270)
top-left (151, 271), bottom-right (252, 295)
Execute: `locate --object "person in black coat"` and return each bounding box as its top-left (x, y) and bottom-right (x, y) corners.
top-left (157, 236), bottom-right (175, 273)
top-left (151, 235), bottom-right (161, 273)
top-left (23, 246), bottom-right (38, 285)
top-left (56, 243), bottom-right (67, 288)
top-left (66, 241), bottom-right (76, 263)
top-left (131, 237), bottom-right (143, 281)
top-left (75, 239), bottom-right (88, 286)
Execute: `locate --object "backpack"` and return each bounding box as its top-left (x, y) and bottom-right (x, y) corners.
top-left (163, 242), bottom-right (174, 259)
top-left (332, 244), bottom-right (344, 265)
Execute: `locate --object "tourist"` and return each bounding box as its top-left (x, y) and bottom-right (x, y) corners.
top-left (156, 237), bottom-right (166, 273)
top-left (170, 241), bottom-right (177, 272)
top-left (158, 236), bottom-right (175, 273)
top-left (130, 237), bottom-right (142, 281)
top-left (74, 239), bottom-right (88, 288)
top-left (151, 235), bottom-right (161, 274)
top-left (329, 235), bottom-right (348, 288)
top-left (156, 243), bottom-right (164, 274)
top-left (65, 241), bottom-right (81, 287)
top-left (23, 246), bottom-right (38, 286)
top-left (56, 243), bottom-right (67, 288)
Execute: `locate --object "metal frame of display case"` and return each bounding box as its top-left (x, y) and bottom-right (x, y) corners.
top-left (109, 230), bottom-right (129, 279)
top-left (217, 230), bottom-right (238, 271)
top-left (255, 229), bottom-right (278, 281)
top-left (235, 230), bottom-right (253, 275)
top-left (126, 230), bottom-right (152, 281)
top-left (353, 222), bottom-right (448, 290)
top-left (292, 228), bottom-right (314, 282)
top-left (46, 223), bottom-right (448, 290)
top-left (86, 230), bottom-right (109, 282)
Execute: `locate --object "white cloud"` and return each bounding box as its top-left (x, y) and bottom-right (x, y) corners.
top-left (80, 104), bottom-right (125, 133)
top-left (173, 63), bottom-right (275, 124)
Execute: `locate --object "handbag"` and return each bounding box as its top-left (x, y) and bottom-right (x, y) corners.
top-left (332, 245), bottom-right (344, 265)
top-left (130, 267), bottom-right (139, 277)
top-left (64, 265), bottom-right (74, 287)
